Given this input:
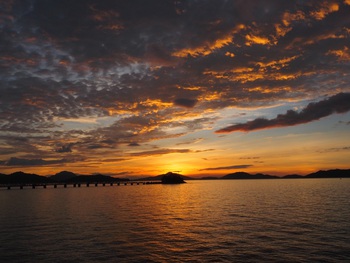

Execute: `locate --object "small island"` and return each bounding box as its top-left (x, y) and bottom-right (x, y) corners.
top-left (161, 172), bottom-right (186, 184)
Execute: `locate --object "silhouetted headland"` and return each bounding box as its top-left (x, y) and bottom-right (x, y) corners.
top-left (222, 172), bottom-right (278, 179)
top-left (138, 173), bottom-right (193, 181)
top-left (305, 169), bottom-right (350, 178)
top-left (49, 171), bottom-right (76, 182)
top-left (0, 171), bottom-right (53, 184)
top-left (161, 172), bottom-right (186, 184)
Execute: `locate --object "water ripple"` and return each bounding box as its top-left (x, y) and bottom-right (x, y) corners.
top-left (1, 179), bottom-right (350, 262)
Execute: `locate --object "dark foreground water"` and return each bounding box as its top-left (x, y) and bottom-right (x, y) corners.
top-left (1, 179), bottom-right (350, 262)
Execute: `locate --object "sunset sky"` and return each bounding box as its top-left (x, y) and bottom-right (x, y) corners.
top-left (1, 0), bottom-right (350, 177)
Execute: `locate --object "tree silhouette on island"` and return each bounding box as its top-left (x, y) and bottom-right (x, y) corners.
top-left (161, 172), bottom-right (186, 184)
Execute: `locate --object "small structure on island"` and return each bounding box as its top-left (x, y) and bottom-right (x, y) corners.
top-left (161, 172), bottom-right (186, 184)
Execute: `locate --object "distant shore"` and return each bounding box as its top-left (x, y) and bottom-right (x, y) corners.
top-left (1, 169), bottom-right (349, 186)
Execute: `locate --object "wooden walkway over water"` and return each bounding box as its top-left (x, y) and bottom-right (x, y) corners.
top-left (0, 181), bottom-right (162, 190)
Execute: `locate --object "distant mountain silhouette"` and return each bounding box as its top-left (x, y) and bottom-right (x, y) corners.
top-left (0, 171), bottom-right (53, 184)
top-left (0, 171), bottom-right (128, 185)
top-left (50, 171), bottom-right (77, 182)
top-left (222, 172), bottom-right (278, 179)
top-left (306, 169), bottom-right (350, 178)
top-left (161, 172), bottom-right (186, 184)
top-left (1, 169), bottom-right (350, 185)
top-left (221, 169), bottom-right (350, 179)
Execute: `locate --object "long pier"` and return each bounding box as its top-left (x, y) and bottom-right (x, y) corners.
top-left (0, 181), bottom-right (162, 190)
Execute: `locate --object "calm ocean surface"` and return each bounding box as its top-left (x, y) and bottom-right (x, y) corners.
top-left (1, 179), bottom-right (350, 262)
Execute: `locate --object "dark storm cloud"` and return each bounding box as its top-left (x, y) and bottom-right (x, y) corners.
top-left (173, 98), bottom-right (198, 108)
top-left (55, 143), bottom-right (74, 153)
top-left (1, 157), bottom-right (68, 166)
top-left (216, 93), bottom-right (350, 133)
top-left (199, 165), bottom-right (253, 171)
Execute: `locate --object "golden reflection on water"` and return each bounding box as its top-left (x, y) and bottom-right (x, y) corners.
top-left (1, 179), bottom-right (350, 262)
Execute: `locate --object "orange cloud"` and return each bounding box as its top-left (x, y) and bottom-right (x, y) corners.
top-left (310, 2), bottom-right (339, 20)
top-left (245, 34), bottom-right (271, 46)
top-left (204, 55), bottom-right (301, 83)
top-left (172, 25), bottom-right (245, 58)
top-left (225, 52), bottom-right (235, 58)
top-left (327, 46), bottom-right (350, 60)
top-left (275, 10), bottom-right (306, 38)
top-left (139, 99), bottom-right (173, 111)
top-left (247, 86), bottom-right (292, 94)
top-left (256, 55), bottom-right (300, 70)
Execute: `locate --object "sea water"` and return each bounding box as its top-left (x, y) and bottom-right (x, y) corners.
top-left (1, 179), bottom-right (349, 262)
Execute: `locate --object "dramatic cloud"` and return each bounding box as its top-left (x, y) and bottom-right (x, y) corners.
top-left (199, 165), bottom-right (253, 171)
top-left (1, 1), bottom-right (350, 175)
top-left (55, 144), bottom-right (74, 153)
top-left (216, 93), bottom-right (350, 133)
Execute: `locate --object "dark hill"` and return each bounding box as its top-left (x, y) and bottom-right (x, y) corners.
top-left (161, 172), bottom-right (186, 184)
top-left (222, 172), bottom-right (277, 179)
top-left (138, 173), bottom-right (194, 181)
top-left (306, 169), bottom-right (350, 178)
top-left (0, 171), bottom-right (53, 184)
top-left (50, 171), bottom-right (77, 182)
